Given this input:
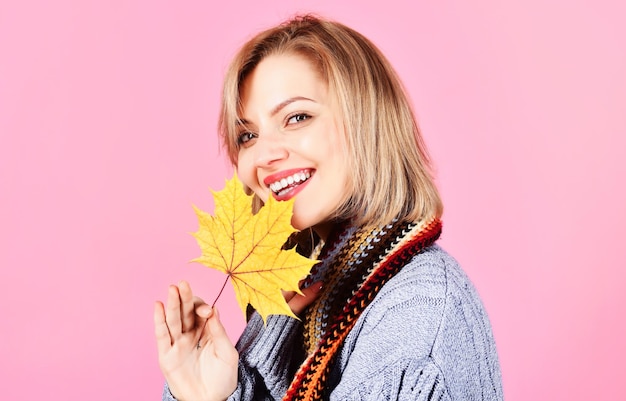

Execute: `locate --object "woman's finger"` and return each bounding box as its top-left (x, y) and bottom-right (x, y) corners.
top-left (282, 278), bottom-right (307, 303)
top-left (164, 285), bottom-right (183, 338)
top-left (288, 281), bottom-right (323, 315)
top-left (154, 301), bottom-right (172, 355)
top-left (206, 308), bottom-right (239, 364)
top-left (282, 290), bottom-right (296, 303)
top-left (178, 281), bottom-right (195, 333)
top-left (195, 302), bottom-right (213, 319)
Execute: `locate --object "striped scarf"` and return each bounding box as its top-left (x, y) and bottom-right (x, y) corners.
top-left (283, 217), bottom-right (442, 401)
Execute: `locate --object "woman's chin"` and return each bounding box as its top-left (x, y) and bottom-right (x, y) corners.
top-left (290, 216), bottom-right (309, 231)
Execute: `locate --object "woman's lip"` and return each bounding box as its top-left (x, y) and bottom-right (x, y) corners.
top-left (263, 168), bottom-right (313, 186)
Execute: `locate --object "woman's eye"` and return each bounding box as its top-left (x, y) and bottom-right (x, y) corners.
top-left (237, 132), bottom-right (257, 146)
top-left (287, 113), bottom-right (311, 125)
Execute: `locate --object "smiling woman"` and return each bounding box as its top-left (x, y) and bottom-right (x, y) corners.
top-left (154, 15), bottom-right (503, 401)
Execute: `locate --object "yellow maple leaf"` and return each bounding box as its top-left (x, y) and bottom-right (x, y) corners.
top-left (191, 173), bottom-right (317, 323)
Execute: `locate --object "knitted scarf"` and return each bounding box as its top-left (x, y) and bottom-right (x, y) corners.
top-left (283, 217), bottom-right (442, 401)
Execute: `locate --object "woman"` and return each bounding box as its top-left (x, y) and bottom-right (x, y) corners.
top-left (154, 15), bottom-right (503, 401)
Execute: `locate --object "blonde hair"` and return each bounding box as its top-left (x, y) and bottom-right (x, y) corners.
top-left (219, 15), bottom-right (443, 227)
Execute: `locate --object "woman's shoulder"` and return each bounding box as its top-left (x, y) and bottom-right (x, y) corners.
top-left (336, 244), bottom-right (503, 401)
top-left (360, 244), bottom-right (495, 343)
top-left (373, 244), bottom-right (477, 309)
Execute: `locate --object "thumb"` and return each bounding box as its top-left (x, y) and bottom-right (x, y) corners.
top-left (196, 302), bottom-right (213, 318)
top-left (206, 307), bottom-right (228, 339)
top-left (206, 307), bottom-right (238, 364)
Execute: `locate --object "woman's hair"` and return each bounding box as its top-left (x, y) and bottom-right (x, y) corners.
top-left (219, 15), bottom-right (443, 227)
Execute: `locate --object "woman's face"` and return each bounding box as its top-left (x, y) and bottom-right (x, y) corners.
top-left (236, 53), bottom-right (350, 239)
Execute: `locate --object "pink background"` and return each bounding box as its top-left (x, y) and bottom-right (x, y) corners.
top-left (1, 0), bottom-right (624, 399)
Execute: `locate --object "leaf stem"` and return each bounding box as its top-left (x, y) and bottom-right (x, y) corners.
top-left (198, 276), bottom-right (231, 345)
top-left (212, 275), bottom-right (231, 308)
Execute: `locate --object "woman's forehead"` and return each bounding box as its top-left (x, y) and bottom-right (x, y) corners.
top-left (237, 54), bottom-right (329, 118)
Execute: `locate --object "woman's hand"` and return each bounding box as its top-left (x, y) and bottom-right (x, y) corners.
top-left (154, 281), bottom-right (238, 401)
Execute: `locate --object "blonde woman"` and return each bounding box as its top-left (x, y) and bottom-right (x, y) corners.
top-left (155, 15), bottom-right (503, 401)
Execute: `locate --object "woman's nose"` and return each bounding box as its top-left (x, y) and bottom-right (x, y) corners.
top-left (253, 135), bottom-right (289, 168)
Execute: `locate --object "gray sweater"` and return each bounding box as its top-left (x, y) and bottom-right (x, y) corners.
top-left (163, 245), bottom-right (503, 400)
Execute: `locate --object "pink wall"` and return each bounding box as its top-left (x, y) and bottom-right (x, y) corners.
top-left (1, 0), bottom-right (624, 399)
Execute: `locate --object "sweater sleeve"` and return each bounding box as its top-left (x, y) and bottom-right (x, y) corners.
top-left (331, 357), bottom-right (451, 401)
top-left (229, 312), bottom-right (303, 400)
top-left (162, 312), bottom-right (302, 401)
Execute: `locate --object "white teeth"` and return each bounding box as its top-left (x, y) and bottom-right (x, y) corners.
top-left (269, 171), bottom-right (311, 194)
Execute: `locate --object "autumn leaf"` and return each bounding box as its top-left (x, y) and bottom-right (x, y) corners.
top-left (191, 174), bottom-right (317, 323)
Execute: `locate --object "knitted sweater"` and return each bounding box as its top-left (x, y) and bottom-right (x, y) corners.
top-left (163, 245), bottom-right (503, 400)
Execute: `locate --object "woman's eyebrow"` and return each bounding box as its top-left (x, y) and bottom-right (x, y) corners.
top-left (235, 119), bottom-right (249, 126)
top-left (237, 96), bottom-right (316, 126)
top-left (270, 96), bottom-right (315, 117)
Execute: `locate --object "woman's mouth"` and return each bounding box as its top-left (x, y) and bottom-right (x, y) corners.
top-left (266, 170), bottom-right (312, 199)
